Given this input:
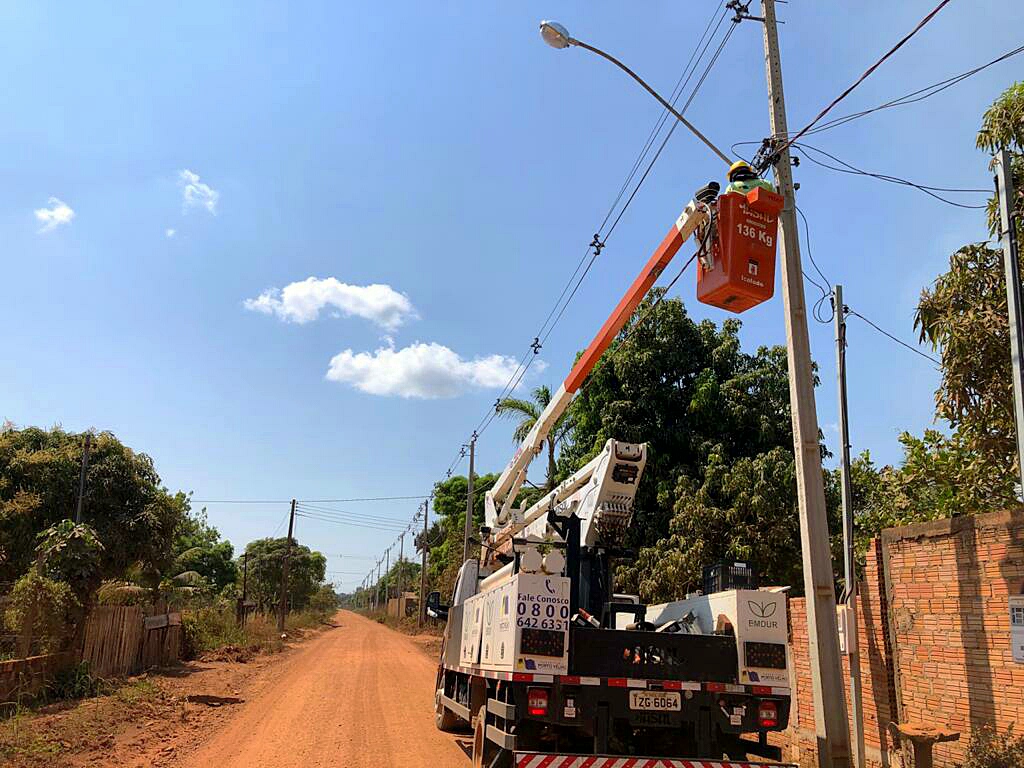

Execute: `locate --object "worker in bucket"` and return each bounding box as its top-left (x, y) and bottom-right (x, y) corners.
top-left (725, 160), bottom-right (775, 196)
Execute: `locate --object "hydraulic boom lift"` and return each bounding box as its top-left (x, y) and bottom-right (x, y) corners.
top-left (429, 186), bottom-right (793, 768)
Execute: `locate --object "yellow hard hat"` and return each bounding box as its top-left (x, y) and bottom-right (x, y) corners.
top-left (728, 160), bottom-right (754, 181)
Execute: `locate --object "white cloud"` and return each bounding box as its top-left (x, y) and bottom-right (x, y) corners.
top-left (244, 277), bottom-right (416, 331)
top-left (34, 197), bottom-right (74, 233)
top-left (179, 169), bottom-right (219, 214)
top-left (165, 228), bottom-right (176, 239)
top-left (326, 341), bottom-right (537, 399)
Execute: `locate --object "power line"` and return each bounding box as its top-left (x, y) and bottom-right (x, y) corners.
top-left (469, 3), bottom-right (737, 442)
top-left (297, 502), bottom-right (418, 523)
top-left (799, 43), bottom-right (1024, 138)
top-left (796, 205), bottom-right (835, 325)
top-left (768, 0), bottom-right (953, 163)
top-left (793, 142), bottom-right (988, 209)
top-left (846, 308), bottom-right (940, 367)
top-left (192, 494), bottom-right (429, 504)
top-left (295, 515), bottom-right (408, 534)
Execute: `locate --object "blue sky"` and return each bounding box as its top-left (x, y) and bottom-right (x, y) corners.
top-left (2, 2), bottom-right (1021, 591)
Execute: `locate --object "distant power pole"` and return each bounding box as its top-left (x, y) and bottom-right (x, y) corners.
top-left (75, 433), bottom-right (92, 523)
top-left (277, 499), bottom-right (296, 633)
top-left (995, 148), bottom-right (1024, 495)
top-left (463, 432), bottom-right (477, 562)
top-left (834, 285), bottom-right (865, 768)
top-left (418, 501), bottom-right (429, 628)
top-left (398, 532), bottom-right (405, 598)
top-left (240, 552), bottom-right (250, 627)
top-left (384, 546), bottom-right (391, 611)
top-left (760, 2), bottom-right (851, 765)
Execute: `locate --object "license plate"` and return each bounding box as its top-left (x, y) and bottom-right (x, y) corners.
top-left (628, 690), bottom-right (681, 711)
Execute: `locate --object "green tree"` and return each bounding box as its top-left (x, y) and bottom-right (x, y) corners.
top-left (0, 426), bottom-right (188, 585)
top-left (424, 472), bottom-right (499, 598)
top-left (496, 385), bottom-right (574, 489)
top-left (3, 570), bottom-right (77, 654)
top-left (243, 537), bottom-right (326, 613)
top-left (173, 508), bottom-right (237, 592)
top-left (561, 291), bottom-right (796, 552)
top-left (900, 82), bottom-right (1024, 516)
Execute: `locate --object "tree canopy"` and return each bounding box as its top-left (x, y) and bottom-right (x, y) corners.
top-left (242, 537), bottom-right (326, 613)
top-left (0, 426), bottom-right (188, 585)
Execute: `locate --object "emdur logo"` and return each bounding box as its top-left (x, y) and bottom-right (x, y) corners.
top-left (747, 600), bottom-right (779, 629)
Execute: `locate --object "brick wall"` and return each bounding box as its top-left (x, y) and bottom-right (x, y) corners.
top-left (0, 651), bottom-right (75, 704)
top-left (785, 539), bottom-right (897, 768)
top-left (784, 509), bottom-right (1024, 767)
top-left (882, 509), bottom-right (1024, 766)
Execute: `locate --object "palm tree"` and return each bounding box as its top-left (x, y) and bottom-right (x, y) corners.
top-left (495, 385), bottom-right (573, 490)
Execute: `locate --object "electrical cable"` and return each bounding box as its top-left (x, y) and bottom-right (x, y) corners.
top-left (793, 142), bottom-right (989, 209)
top-left (846, 309), bottom-right (940, 367)
top-left (770, 0), bottom-right (953, 161)
top-left (295, 512), bottom-right (409, 532)
top-left (795, 205), bottom-right (835, 324)
top-left (471, 3), bottom-right (738, 442)
top-left (799, 43), bottom-right (1024, 138)
top-left (192, 494), bottom-right (429, 504)
top-left (603, 20), bottom-right (736, 242)
top-left (297, 502), bottom-right (417, 523)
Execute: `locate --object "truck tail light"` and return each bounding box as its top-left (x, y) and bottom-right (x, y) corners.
top-left (527, 687), bottom-right (549, 716)
top-left (758, 700), bottom-right (778, 728)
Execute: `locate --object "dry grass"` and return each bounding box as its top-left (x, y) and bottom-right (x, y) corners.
top-left (0, 677), bottom-right (163, 767)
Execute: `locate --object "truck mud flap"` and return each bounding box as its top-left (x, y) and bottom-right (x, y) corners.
top-left (513, 755), bottom-right (796, 768)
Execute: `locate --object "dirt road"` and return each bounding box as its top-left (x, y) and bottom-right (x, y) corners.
top-left (180, 611), bottom-right (467, 768)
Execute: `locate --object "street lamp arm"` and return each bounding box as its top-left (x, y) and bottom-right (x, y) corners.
top-left (568, 37), bottom-right (732, 166)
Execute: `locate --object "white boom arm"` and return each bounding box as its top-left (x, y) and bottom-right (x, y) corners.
top-left (484, 198), bottom-right (707, 531)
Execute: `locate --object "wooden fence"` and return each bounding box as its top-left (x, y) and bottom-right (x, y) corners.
top-left (81, 606), bottom-right (181, 678)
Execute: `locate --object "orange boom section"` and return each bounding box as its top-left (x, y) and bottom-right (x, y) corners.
top-left (563, 223), bottom-right (688, 394)
top-left (697, 186), bottom-right (785, 313)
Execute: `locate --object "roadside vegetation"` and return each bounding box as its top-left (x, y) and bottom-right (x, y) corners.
top-left (0, 424), bottom-right (340, 705)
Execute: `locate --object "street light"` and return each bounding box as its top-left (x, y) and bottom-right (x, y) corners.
top-left (537, 20), bottom-right (731, 166)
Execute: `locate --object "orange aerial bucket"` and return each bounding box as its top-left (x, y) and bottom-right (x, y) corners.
top-left (697, 187), bottom-right (785, 313)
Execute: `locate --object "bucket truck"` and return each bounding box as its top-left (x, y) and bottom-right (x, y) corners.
top-left (428, 188), bottom-right (794, 768)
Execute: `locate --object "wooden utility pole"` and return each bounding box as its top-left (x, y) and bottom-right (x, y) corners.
top-left (463, 432), bottom-right (477, 562)
top-left (418, 501), bottom-right (429, 627)
top-left (75, 433), bottom-right (92, 523)
top-left (995, 148), bottom-right (1024, 494)
top-left (277, 499), bottom-right (296, 632)
top-left (760, 2), bottom-right (851, 765)
top-left (834, 285), bottom-right (865, 768)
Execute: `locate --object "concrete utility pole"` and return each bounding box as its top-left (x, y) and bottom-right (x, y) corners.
top-left (995, 148), bottom-right (1024, 495)
top-left (834, 286), bottom-right (865, 768)
top-left (75, 433), bottom-right (92, 523)
top-left (761, 2), bottom-right (851, 765)
top-left (277, 499), bottom-right (296, 633)
top-left (463, 432), bottom-right (477, 562)
top-left (418, 501), bottom-right (429, 627)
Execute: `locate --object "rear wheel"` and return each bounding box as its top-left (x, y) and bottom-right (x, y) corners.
top-left (472, 704), bottom-right (512, 768)
top-left (434, 689), bottom-right (468, 732)
top-left (471, 704), bottom-right (493, 768)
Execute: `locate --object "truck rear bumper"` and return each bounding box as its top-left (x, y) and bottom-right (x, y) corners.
top-left (514, 755), bottom-right (795, 768)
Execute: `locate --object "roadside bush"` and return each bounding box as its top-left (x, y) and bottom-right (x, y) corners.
top-left (956, 726), bottom-right (1024, 768)
top-left (181, 604), bottom-right (247, 659)
top-left (46, 661), bottom-right (110, 701)
top-left (180, 603), bottom-right (333, 660)
top-left (2, 571), bottom-right (78, 653)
